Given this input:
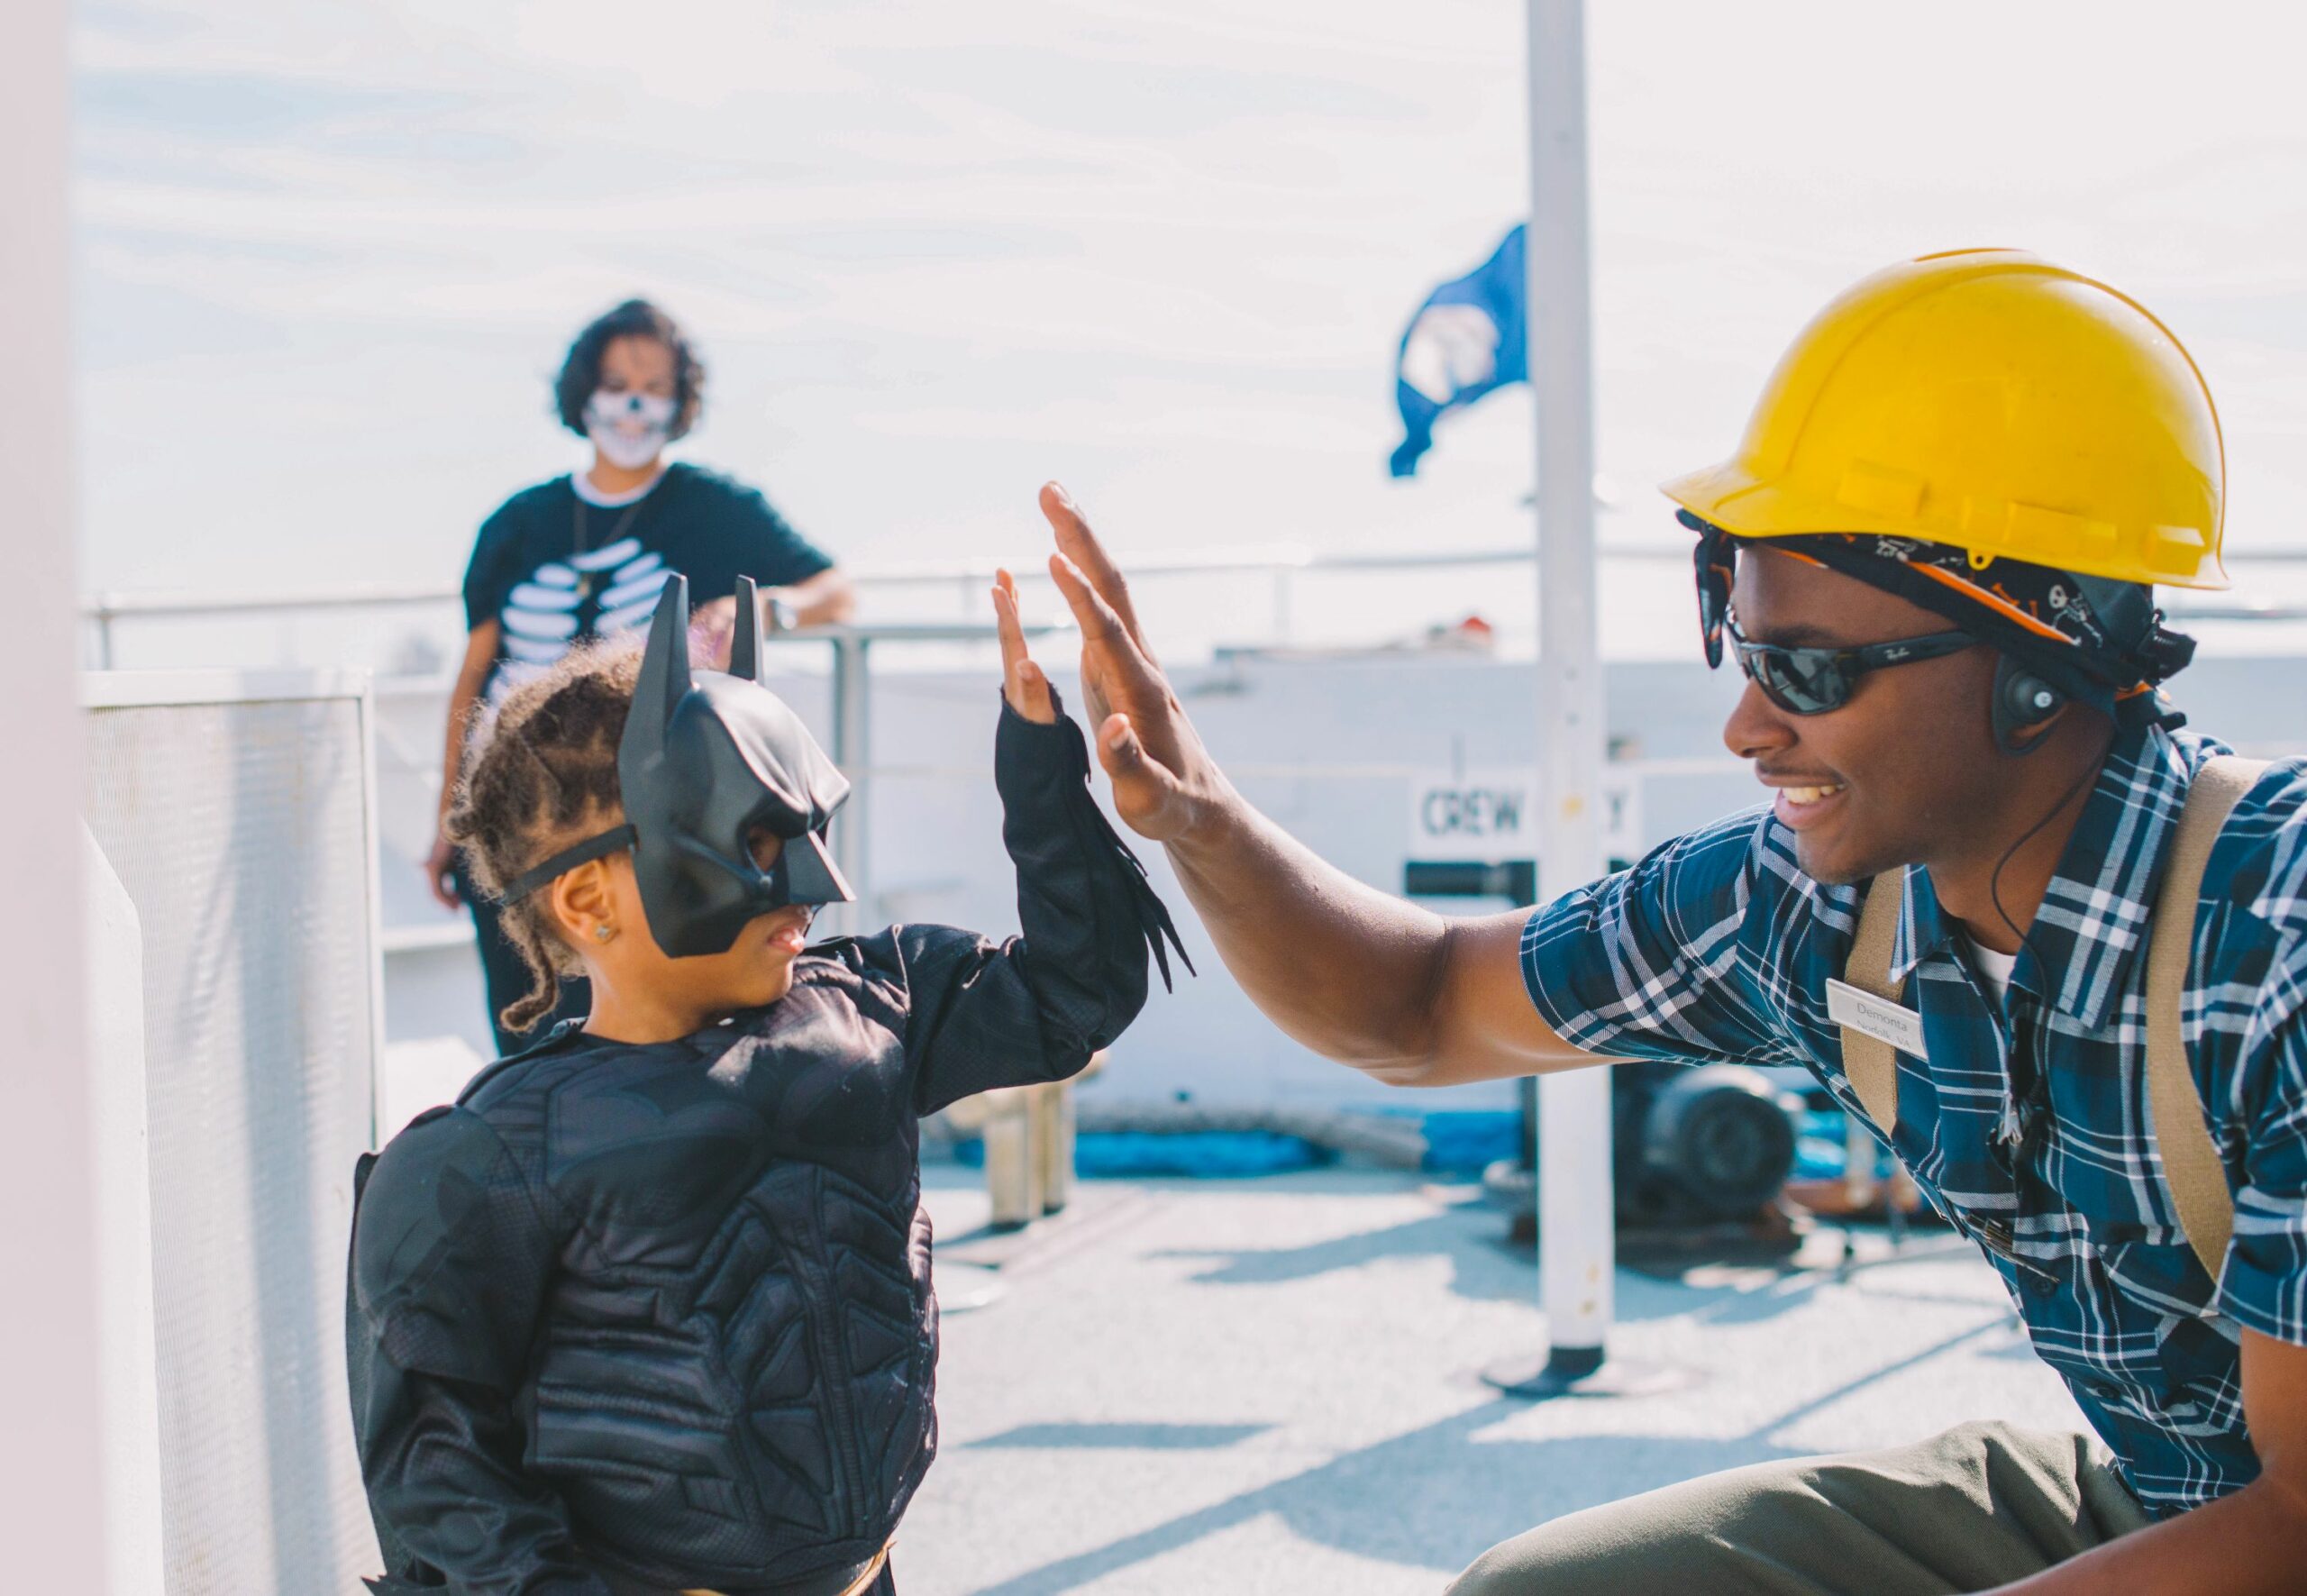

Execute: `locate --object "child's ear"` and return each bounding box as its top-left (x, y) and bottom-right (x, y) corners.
top-left (548, 860), bottom-right (616, 946)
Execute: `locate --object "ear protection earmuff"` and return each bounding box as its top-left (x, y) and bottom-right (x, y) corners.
top-left (1992, 655), bottom-right (2066, 755)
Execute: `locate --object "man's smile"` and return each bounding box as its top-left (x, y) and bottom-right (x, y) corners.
top-left (1757, 771), bottom-right (1850, 831)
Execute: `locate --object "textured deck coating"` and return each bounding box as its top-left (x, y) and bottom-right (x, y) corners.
top-left (904, 1166), bottom-right (2089, 1595)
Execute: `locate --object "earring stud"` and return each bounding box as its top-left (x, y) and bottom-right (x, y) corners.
top-left (594, 925), bottom-right (615, 943)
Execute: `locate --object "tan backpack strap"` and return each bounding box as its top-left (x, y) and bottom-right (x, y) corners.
top-left (2146, 755), bottom-right (2267, 1281)
top-left (1840, 868), bottom-right (1908, 1135)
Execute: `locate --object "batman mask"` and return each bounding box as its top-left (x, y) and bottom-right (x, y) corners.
top-left (500, 573), bottom-right (854, 956)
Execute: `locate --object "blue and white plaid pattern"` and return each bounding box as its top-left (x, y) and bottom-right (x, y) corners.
top-left (1522, 727), bottom-right (2307, 1517)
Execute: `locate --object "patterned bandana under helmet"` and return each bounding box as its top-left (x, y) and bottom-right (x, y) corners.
top-left (1683, 509), bottom-right (2199, 732)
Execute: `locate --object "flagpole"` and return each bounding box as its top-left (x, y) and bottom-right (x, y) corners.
top-left (1485, 0), bottom-right (1622, 1398)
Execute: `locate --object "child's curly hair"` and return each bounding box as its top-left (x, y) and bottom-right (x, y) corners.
top-left (447, 643), bottom-right (642, 1035)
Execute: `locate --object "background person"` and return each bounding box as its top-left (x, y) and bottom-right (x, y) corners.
top-left (1033, 250), bottom-right (2307, 1594)
top-left (423, 297), bottom-right (857, 1053)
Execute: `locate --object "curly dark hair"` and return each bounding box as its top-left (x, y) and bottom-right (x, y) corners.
top-left (447, 642), bottom-right (642, 1035)
top-left (552, 298), bottom-right (707, 441)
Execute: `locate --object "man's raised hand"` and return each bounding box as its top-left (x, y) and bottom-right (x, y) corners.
top-left (1038, 481), bottom-right (1226, 844)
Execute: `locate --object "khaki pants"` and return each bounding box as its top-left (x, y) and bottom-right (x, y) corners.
top-left (1447, 1422), bottom-right (2153, 1596)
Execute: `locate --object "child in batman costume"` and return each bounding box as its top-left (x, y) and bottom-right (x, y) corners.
top-left (346, 572), bottom-right (1186, 1595)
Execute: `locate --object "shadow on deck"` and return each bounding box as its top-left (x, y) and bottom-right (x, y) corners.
top-left (907, 1168), bottom-right (2069, 1595)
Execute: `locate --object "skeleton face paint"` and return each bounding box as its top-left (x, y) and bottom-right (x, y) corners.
top-left (585, 388), bottom-right (676, 470)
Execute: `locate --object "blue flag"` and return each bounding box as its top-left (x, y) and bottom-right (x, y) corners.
top-left (1390, 223), bottom-right (1526, 478)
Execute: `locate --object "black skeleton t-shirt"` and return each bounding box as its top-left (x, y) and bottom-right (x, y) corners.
top-left (462, 463), bottom-right (833, 700)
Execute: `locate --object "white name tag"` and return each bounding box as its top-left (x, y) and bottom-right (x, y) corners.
top-left (1826, 979), bottom-right (1929, 1062)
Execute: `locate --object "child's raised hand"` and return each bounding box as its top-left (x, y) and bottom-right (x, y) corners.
top-left (992, 569), bottom-right (1057, 725)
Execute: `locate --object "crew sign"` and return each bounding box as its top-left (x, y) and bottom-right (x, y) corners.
top-left (1408, 767), bottom-right (1640, 864)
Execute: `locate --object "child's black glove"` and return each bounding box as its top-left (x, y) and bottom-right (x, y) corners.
top-left (996, 685), bottom-right (1192, 1006)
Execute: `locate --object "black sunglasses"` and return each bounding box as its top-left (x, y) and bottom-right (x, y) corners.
top-left (1689, 512), bottom-right (1976, 715)
top-left (1723, 615), bottom-right (1976, 716)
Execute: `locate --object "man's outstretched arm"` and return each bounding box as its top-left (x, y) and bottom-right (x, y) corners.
top-left (1035, 482), bottom-right (1596, 1088)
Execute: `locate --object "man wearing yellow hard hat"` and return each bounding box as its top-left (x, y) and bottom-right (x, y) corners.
top-left (1007, 248), bottom-right (2307, 1591)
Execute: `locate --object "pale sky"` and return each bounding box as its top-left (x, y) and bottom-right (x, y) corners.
top-left (72, 1), bottom-right (2307, 653)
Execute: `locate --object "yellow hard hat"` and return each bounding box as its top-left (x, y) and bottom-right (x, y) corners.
top-left (1663, 249), bottom-right (2228, 590)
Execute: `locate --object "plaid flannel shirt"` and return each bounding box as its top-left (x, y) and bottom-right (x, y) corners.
top-left (1521, 725), bottom-right (2307, 1516)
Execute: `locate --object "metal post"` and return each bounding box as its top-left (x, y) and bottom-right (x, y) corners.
top-left (828, 633), bottom-right (872, 928)
top-left (1485, 0), bottom-right (1657, 1400)
top-left (1, 0), bottom-right (112, 1576)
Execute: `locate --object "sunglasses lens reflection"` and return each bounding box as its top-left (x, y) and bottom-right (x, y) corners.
top-left (1691, 533), bottom-right (1732, 669)
top-left (1737, 644), bottom-right (1850, 716)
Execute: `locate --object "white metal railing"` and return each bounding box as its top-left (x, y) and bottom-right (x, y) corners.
top-left (80, 543), bottom-right (1536, 666)
top-left (80, 541), bottom-right (2307, 670)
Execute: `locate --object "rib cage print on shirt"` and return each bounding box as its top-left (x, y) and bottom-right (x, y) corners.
top-left (494, 536), bottom-right (671, 698)
top-left (463, 464), bottom-right (837, 708)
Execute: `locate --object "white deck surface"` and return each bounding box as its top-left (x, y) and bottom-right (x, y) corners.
top-left (904, 1167), bottom-right (2090, 1595)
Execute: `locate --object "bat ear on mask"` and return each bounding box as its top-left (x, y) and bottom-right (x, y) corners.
top-left (728, 573), bottom-right (766, 684)
top-left (628, 572), bottom-right (694, 766)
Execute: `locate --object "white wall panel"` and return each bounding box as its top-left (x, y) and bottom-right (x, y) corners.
top-left (84, 677), bottom-right (383, 1596)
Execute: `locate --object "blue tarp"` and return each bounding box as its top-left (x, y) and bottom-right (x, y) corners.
top-left (949, 1108), bottom-right (1523, 1181)
top-left (1391, 1108), bottom-right (1520, 1174)
top-left (954, 1130), bottom-right (1336, 1178)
